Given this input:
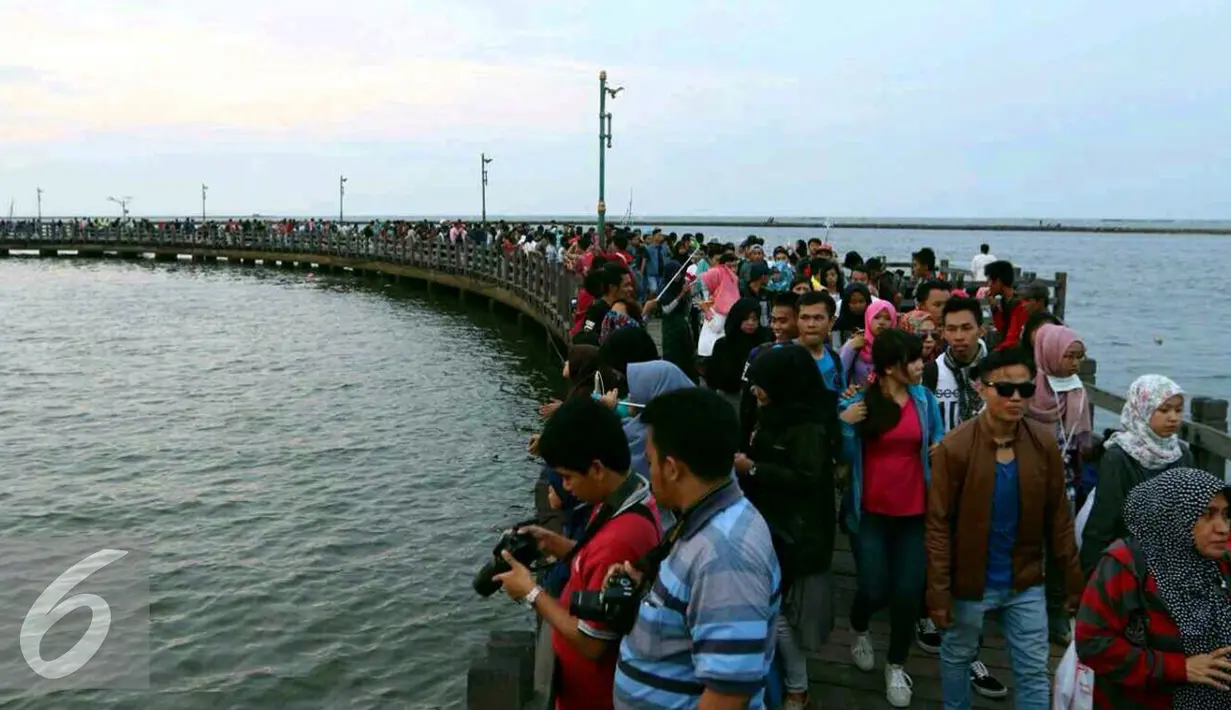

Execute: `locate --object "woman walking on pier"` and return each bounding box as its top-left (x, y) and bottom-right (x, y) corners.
top-left (839, 297), bottom-right (897, 389)
top-left (738, 344), bottom-right (841, 710)
top-left (839, 329), bottom-right (944, 708)
top-left (1080, 374), bottom-right (1194, 576)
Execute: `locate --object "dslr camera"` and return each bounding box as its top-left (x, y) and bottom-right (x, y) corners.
top-left (472, 525), bottom-right (544, 598)
top-left (570, 569), bottom-right (643, 635)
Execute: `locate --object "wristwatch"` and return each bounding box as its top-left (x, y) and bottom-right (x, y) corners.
top-left (523, 586), bottom-right (543, 608)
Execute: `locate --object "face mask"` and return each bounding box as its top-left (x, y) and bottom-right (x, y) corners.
top-left (1047, 373), bottom-right (1084, 393)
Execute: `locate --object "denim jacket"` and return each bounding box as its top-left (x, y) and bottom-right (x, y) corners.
top-left (840, 384), bottom-right (944, 534)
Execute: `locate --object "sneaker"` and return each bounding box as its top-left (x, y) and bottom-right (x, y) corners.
top-left (850, 631), bottom-right (875, 672)
top-left (782, 694), bottom-right (809, 710)
top-left (915, 618), bottom-right (941, 654)
top-left (885, 664), bottom-right (913, 708)
top-left (970, 661), bottom-right (1008, 699)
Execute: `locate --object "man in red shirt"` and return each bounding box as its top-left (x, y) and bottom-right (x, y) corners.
top-left (984, 260), bottom-right (1029, 350)
top-left (494, 397), bottom-right (661, 710)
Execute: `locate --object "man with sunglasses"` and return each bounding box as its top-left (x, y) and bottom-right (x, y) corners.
top-left (918, 297), bottom-right (1006, 699)
top-left (925, 347), bottom-right (1082, 710)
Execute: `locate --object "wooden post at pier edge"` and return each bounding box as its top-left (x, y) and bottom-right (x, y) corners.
top-left (1191, 397), bottom-right (1230, 481)
top-left (465, 630), bottom-right (536, 710)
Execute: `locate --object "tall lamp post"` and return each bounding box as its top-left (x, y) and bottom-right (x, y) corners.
top-left (597, 70), bottom-right (623, 241)
top-left (339, 175), bottom-right (347, 222)
top-left (201, 183), bottom-right (208, 220)
top-left (107, 196), bottom-right (132, 220)
top-left (481, 153), bottom-right (493, 224)
top-left (36, 187), bottom-right (43, 223)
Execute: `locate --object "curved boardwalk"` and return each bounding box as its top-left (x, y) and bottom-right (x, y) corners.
top-left (4, 227), bottom-right (1229, 709)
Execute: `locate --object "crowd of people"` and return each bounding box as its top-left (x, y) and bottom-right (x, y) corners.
top-left (489, 226), bottom-right (1228, 710)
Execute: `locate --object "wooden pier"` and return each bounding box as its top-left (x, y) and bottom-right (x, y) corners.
top-left (3, 226), bottom-right (1228, 709)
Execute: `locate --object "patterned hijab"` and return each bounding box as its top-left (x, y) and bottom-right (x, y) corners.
top-left (1124, 467), bottom-right (1231, 709)
top-left (1107, 375), bottom-right (1185, 470)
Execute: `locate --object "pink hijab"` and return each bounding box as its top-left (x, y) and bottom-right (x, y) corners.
top-left (1029, 323), bottom-right (1092, 439)
top-left (701, 263), bottom-right (739, 317)
top-left (861, 299), bottom-right (898, 362)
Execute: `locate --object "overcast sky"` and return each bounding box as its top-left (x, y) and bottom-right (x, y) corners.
top-left (2, 0), bottom-right (1229, 219)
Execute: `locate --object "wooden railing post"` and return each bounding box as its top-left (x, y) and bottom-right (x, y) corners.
top-left (465, 629), bottom-right (536, 710)
top-left (1078, 358), bottom-right (1097, 385)
top-left (1053, 272), bottom-right (1068, 321)
top-left (1191, 397), bottom-right (1230, 481)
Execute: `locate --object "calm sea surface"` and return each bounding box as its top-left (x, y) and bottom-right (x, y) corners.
top-left (0, 228), bottom-right (1226, 708)
top-left (0, 259), bottom-right (556, 709)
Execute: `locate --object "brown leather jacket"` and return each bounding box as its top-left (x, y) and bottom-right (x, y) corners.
top-left (925, 414), bottom-right (1083, 620)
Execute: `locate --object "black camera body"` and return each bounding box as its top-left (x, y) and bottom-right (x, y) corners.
top-left (570, 570), bottom-right (642, 635)
top-left (472, 529), bottom-right (543, 597)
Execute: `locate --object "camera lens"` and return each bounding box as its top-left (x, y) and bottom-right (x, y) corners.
top-left (472, 559), bottom-right (506, 597)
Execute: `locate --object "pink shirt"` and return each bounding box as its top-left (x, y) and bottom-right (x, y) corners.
top-left (862, 398), bottom-right (926, 516)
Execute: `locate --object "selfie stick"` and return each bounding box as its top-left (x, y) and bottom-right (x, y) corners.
top-left (654, 246), bottom-right (704, 301)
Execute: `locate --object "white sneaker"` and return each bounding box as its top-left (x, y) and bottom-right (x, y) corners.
top-left (885, 664), bottom-right (913, 708)
top-left (850, 631), bottom-right (875, 672)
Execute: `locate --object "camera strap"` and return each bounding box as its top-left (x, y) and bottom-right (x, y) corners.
top-left (558, 474), bottom-right (655, 569)
top-left (633, 477), bottom-right (735, 583)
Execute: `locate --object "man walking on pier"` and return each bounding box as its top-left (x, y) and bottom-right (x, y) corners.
top-left (926, 346), bottom-right (1082, 710)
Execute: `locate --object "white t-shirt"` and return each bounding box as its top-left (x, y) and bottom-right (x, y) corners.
top-left (970, 253), bottom-right (996, 282)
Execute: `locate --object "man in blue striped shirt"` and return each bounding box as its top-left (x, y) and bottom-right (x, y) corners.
top-left (613, 388), bottom-right (781, 710)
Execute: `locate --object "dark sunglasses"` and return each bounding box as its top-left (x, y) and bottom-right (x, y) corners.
top-left (919, 331), bottom-right (941, 341)
top-left (982, 380), bottom-right (1037, 398)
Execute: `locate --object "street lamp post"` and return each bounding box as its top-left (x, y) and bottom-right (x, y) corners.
top-left (201, 183), bottom-right (208, 220)
top-left (339, 175), bottom-right (347, 222)
top-left (481, 153), bottom-right (493, 224)
top-left (597, 70), bottom-right (623, 242)
top-left (36, 187), bottom-right (43, 223)
top-left (107, 196), bottom-right (132, 220)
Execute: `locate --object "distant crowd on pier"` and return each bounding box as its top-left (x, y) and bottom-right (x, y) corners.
top-left (495, 224), bottom-right (1229, 710)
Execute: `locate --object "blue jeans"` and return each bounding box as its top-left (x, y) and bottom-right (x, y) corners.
top-left (940, 585), bottom-right (1049, 710)
top-left (850, 513), bottom-right (925, 665)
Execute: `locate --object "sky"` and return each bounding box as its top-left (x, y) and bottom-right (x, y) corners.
top-left (1, 0), bottom-right (1229, 219)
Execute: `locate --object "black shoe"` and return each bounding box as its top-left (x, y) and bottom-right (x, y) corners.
top-left (915, 618), bottom-right (941, 654)
top-left (970, 661), bottom-right (1008, 699)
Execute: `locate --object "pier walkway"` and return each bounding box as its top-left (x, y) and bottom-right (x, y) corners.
top-left (4, 226), bottom-right (1228, 709)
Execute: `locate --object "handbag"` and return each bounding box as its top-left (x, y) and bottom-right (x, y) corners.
top-left (1052, 638), bottom-right (1094, 710)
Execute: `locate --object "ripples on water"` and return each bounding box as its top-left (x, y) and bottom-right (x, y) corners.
top-left (0, 258), bottom-right (557, 709)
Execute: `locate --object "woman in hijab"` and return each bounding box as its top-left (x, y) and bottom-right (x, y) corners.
top-left (839, 297), bottom-right (897, 389)
top-left (704, 297), bottom-right (772, 415)
top-left (1080, 375), bottom-right (1194, 575)
top-left (698, 253), bottom-right (740, 357)
top-left (737, 345), bottom-right (841, 709)
top-left (644, 259), bottom-right (699, 382)
top-left (617, 360), bottom-right (696, 482)
top-left (1029, 322), bottom-right (1094, 644)
top-left (898, 309), bottom-right (941, 362)
top-left (1076, 467), bottom-right (1231, 710)
top-left (1028, 323), bottom-right (1093, 500)
top-left (597, 326), bottom-right (659, 395)
top-left (834, 282), bottom-right (872, 343)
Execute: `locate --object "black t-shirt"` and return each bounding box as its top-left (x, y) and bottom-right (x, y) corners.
top-left (575, 298), bottom-right (612, 344)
